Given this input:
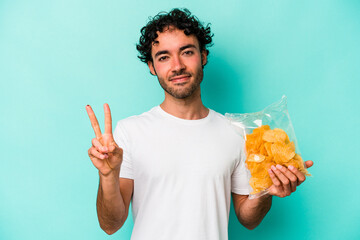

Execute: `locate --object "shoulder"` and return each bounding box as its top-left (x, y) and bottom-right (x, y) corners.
top-left (114, 106), bottom-right (162, 137)
top-left (210, 109), bottom-right (237, 129)
top-left (113, 106), bottom-right (160, 144)
top-left (116, 106), bottom-right (159, 127)
top-left (209, 108), bottom-right (245, 142)
top-left (210, 109), bottom-right (228, 122)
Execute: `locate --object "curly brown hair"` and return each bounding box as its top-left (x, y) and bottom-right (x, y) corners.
top-left (136, 8), bottom-right (213, 65)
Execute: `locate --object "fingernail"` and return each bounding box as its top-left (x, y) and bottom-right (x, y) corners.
top-left (100, 154), bottom-right (105, 159)
top-left (271, 165), bottom-right (276, 171)
top-left (288, 165), bottom-right (295, 170)
top-left (276, 164), bottom-right (282, 169)
top-left (103, 147), bottom-right (108, 152)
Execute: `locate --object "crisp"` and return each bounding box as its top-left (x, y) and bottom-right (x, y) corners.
top-left (245, 125), bottom-right (310, 194)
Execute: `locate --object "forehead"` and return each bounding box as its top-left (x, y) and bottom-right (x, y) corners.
top-left (151, 27), bottom-right (200, 52)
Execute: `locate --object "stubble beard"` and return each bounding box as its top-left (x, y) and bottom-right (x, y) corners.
top-left (157, 67), bottom-right (204, 99)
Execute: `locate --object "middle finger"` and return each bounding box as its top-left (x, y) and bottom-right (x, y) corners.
top-left (104, 103), bottom-right (112, 135)
top-left (277, 165), bottom-right (298, 192)
top-left (272, 165), bottom-right (291, 195)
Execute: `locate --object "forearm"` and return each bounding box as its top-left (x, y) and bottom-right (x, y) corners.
top-left (97, 168), bottom-right (127, 234)
top-left (236, 194), bottom-right (272, 230)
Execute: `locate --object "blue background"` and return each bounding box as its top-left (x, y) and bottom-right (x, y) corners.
top-left (1, 0), bottom-right (359, 239)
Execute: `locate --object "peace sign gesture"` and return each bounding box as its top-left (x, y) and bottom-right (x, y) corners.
top-left (86, 104), bottom-right (123, 176)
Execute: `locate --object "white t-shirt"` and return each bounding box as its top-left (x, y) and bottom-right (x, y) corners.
top-left (113, 106), bottom-right (251, 240)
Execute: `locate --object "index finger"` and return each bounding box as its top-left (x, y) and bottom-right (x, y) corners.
top-left (104, 103), bottom-right (112, 135)
top-left (288, 165), bottom-right (306, 184)
top-left (86, 105), bottom-right (102, 139)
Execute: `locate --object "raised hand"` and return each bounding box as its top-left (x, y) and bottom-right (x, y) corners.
top-left (267, 160), bottom-right (313, 198)
top-left (86, 103), bottom-right (123, 176)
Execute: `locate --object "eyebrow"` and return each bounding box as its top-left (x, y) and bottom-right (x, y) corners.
top-left (154, 44), bottom-right (197, 59)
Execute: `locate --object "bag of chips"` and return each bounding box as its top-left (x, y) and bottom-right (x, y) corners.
top-left (225, 96), bottom-right (310, 199)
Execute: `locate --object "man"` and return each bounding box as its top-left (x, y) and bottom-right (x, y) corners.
top-left (86, 8), bottom-right (313, 240)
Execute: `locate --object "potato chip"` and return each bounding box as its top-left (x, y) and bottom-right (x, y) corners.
top-left (249, 176), bottom-right (272, 193)
top-left (262, 128), bottom-right (287, 143)
top-left (252, 124), bottom-right (270, 134)
top-left (249, 177), bottom-right (266, 192)
top-left (292, 154), bottom-right (310, 176)
top-left (273, 154), bottom-right (283, 165)
top-left (247, 153), bottom-right (266, 163)
top-left (288, 141), bottom-right (295, 152)
top-left (270, 142), bottom-right (295, 162)
top-left (245, 125), bottom-right (309, 194)
top-left (264, 142), bottom-right (273, 156)
top-left (247, 159), bottom-right (272, 178)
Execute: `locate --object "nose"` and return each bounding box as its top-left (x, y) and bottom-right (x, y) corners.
top-left (171, 55), bottom-right (185, 72)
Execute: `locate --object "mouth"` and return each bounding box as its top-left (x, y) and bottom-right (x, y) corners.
top-left (170, 75), bottom-right (191, 83)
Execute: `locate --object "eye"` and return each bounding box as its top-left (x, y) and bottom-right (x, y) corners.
top-left (183, 50), bottom-right (194, 56)
top-left (158, 56), bottom-right (168, 62)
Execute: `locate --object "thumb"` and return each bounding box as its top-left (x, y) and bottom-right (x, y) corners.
top-left (108, 141), bottom-right (123, 155)
top-left (305, 160), bottom-right (314, 168)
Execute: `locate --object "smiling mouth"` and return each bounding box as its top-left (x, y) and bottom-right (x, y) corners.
top-left (170, 75), bottom-right (191, 83)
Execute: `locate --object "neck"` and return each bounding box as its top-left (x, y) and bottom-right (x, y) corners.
top-left (160, 88), bottom-right (209, 120)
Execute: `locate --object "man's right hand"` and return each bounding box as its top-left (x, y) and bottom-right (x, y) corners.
top-left (86, 103), bottom-right (123, 176)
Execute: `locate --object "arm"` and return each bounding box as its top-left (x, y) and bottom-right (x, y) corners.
top-left (232, 193), bottom-right (272, 230)
top-left (86, 104), bottom-right (133, 234)
top-left (232, 161), bottom-right (313, 230)
top-left (97, 173), bottom-right (133, 234)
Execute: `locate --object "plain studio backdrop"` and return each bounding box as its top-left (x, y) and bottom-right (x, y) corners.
top-left (0, 0), bottom-right (359, 239)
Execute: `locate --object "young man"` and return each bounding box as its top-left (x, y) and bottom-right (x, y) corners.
top-left (86, 8), bottom-right (313, 240)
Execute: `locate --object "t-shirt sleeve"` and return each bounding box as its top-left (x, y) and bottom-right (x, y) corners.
top-left (231, 146), bottom-right (252, 195)
top-left (113, 121), bottom-right (134, 179)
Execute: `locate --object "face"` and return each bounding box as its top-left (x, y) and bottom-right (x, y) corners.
top-left (148, 26), bottom-right (207, 99)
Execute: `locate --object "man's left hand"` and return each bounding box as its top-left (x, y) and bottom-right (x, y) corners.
top-left (268, 161), bottom-right (313, 198)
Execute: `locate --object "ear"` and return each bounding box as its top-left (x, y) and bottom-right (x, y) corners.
top-left (201, 50), bottom-right (208, 66)
top-left (147, 61), bottom-right (157, 76)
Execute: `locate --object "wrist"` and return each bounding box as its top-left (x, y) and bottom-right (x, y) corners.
top-left (99, 167), bottom-right (120, 179)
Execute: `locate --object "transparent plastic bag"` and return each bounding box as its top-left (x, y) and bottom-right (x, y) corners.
top-left (225, 96), bottom-right (310, 199)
